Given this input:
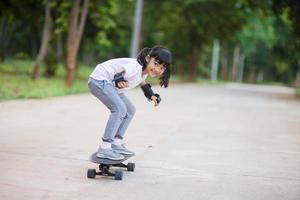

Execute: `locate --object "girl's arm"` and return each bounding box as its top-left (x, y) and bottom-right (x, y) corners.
top-left (139, 81), bottom-right (160, 107)
top-left (139, 81), bottom-right (147, 86)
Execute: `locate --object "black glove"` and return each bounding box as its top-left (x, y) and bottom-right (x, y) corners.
top-left (154, 93), bottom-right (161, 104)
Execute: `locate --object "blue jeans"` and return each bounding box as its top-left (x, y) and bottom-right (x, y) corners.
top-left (88, 77), bottom-right (136, 143)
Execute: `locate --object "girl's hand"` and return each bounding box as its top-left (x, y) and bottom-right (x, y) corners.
top-left (117, 81), bottom-right (128, 88)
top-left (150, 95), bottom-right (159, 107)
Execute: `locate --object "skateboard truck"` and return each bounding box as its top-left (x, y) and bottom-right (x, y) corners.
top-left (87, 153), bottom-right (135, 180)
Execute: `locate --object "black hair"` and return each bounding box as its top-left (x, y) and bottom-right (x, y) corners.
top-left (137, 45), bottom-right (172, 88)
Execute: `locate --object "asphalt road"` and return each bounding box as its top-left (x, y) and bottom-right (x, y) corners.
top-left (0, 83), bottom-right (300, 200)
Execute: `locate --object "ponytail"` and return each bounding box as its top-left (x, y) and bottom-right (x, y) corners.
top-left (137, 47), bottom-right (151, 70)
top-left (160, 66), bottom-right (170, 88)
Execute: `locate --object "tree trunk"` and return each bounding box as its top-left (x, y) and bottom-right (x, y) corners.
top-left (188, 50), bottom-right (199, 81)
top-left (31, 1), bottom-right (52, 80)
top-left (56, 33), bottom-right (63, 63)
top-left (65, 0), bottom-right (89, 87)
top-left (238, 54), bottom-right (245, 83)
top-left (295, 57), bottom-right (300, 88)
top-left (231, 46), bottom-right (240, 82)
top-left (0, 18), bottom-right (8, 61)
top-left (130, 0), bottom-right (143, 57)
top-left (220, 43), bottom-right (228, 80)
top-left (257, 70), bottom-right (264, 83)
top-left (210, 39), bottom-right (220, 81)
top-left (247, 65), bottom-right (256, 83)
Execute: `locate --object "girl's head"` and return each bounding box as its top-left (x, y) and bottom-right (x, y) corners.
top-left (137, 45), bottom-right (172, 88)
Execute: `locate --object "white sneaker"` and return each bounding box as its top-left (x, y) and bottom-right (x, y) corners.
top-left (112, 144), bottom-right (135, 156)
top-left (96, 148), bottom-right (125, 160)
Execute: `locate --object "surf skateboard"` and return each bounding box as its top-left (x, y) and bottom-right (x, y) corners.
top-left (87, 152), bottom-right (135, 180)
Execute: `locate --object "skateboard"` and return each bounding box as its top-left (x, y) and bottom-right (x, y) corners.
top-left (87, 152), bottom-right (135, 180)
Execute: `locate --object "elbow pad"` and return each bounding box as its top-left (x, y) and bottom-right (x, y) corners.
top-left (113, 71), bottom-right (127, 88)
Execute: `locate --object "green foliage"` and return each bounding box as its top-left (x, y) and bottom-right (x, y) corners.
top-left (237, 9), bottom-right (276, 76)
top-left (143, 0), bottom-right (246, 78)
top-left (79, 0), bottom-right (134, 63)
top-left (0, 0), bottom-right (44, 59)
top-left (89, 0), bottom-right (120, 50)
top-left (53, 1), bottom-right (72, 36)
top-left (272, 0), bottom-right (300, 51)
top-left (238, 10), bottom-right (276, 54)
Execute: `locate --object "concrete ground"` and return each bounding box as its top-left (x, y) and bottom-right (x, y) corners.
top-left (0, 83), bottom-right (300, 200)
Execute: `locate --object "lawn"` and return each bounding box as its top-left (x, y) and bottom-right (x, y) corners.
top-left (0, 59), bottom-right (90, 101)
top-left (296, 88), bottom-right (300, 98)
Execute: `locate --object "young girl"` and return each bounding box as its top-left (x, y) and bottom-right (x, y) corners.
top-left (88, 45), bottom-right (172, 160)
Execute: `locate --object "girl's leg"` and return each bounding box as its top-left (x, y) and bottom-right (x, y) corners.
top-left (112, 93), bottom-right (136, 155)
top-left (88, 79), bottom-right (127, 143)
top-left (115, 93), bottom-right (136, 140)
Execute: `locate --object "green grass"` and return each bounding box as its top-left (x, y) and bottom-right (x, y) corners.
top-left (0, 59), bottom-right (90, 101)
top-left (0, 74), bottom-right (88, 100)
top-left (296, 88), bottom-right (300, 98)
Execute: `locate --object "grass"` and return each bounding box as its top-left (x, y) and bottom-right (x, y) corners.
top-left (0, 74), bottom-right (88, 100)
top-left (0, 59), bottom-right (90, 101)
top-left (296, 88), bottom-right (300, 98)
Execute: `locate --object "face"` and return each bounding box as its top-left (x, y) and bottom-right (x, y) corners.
top-left (145, 56), bottom-right (166, 77)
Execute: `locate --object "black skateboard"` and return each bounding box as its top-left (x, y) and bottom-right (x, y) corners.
top-left (87, 152), bottom-right (135, 180)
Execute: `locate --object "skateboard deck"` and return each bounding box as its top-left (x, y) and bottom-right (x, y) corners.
top-left (90, 152), bottom-right (133, 165)
top-left (87, 152), bottom-right (135, 180)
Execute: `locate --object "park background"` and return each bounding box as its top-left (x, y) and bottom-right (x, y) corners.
top-left (0, 0), bottom-right (300, 100)
top-left (1, 1), bottom-right (300, 199)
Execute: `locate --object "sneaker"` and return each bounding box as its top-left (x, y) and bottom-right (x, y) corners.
top-left (96, 148), bottom-right (125, 160)
top-left (112, 144), bottom-right (135, 156)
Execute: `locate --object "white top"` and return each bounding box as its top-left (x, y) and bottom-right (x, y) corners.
top-left (89, 58), bottom-right (147, 92)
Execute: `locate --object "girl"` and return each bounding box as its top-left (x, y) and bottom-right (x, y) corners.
top-left (88, 45), bottom-right (172, 160)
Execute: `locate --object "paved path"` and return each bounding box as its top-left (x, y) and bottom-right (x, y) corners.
top-left (0, 83), bottom-right (300, 200)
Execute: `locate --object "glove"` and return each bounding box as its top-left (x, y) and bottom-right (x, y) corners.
top-left (154, 93), bottom-right (161, 104)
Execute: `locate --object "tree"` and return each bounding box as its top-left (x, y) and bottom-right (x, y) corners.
top-left (272, 0), bottom-right (300, 87)
top-left (0, 0), bottom-right (43, 61)
top-left (31, 0), bottom-right (53, 80)
top-left (237, 8), bottom-right (276, 83)
top-left (143, 0), bottom-right (246, 81)
top-left (66, 0), bottom-right (88, 87)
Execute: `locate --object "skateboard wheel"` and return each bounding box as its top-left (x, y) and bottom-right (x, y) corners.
top-left (115, 170), bottom-right (123, 180)
top-left (127, 163), bottom-right (135, 172)
top-left (87, 169), bottom-right (96, 179)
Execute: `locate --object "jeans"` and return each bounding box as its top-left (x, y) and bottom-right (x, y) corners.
top-left (88, 77), bottom-right (136, 143)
